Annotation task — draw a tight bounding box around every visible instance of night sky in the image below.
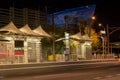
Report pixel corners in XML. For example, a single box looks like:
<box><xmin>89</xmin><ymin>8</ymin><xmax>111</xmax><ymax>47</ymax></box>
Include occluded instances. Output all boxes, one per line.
<box><xmin>0</xmin><ymin>0</ymin><xmax>120</xmax><ymax>27</ymax></box>
<box><xmin>0</xmin><ymin>0</ymin><xmax>119</xmax><ymax>42</ymax></box>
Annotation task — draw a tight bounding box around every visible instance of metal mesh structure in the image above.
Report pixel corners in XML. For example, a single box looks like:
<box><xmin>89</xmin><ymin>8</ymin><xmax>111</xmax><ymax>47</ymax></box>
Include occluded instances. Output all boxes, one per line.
<box><xmin>0</xmin><ymin>7</ymin><xmax>46</xmax><ymax>29</ymax></box>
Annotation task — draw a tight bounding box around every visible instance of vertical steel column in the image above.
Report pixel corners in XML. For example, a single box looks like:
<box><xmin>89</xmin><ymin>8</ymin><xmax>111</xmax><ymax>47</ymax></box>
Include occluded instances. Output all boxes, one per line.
<box><xmin>52</xmin><ymin>14</ymin><xmax>56</xmax><ymax>61</ymax></box>
<box><xmin>23</xmin><ymin>8</ymin><xmax>28</xmax><ymax>24</ymax></box>
<box><xmin>64</xmin><ymin>16</ymin><xmax>70</xmax><ymax>61</ymax></box>
<box><xmin>9</xmin><ymin>7</ymin><xmax>14</xmax><ymax>22</ymax></box>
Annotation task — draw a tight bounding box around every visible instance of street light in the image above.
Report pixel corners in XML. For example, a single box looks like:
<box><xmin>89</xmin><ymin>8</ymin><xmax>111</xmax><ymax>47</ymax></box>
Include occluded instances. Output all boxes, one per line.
<box><xmin>91</xmin><ymin>16</ymin><xmax>96</xmax><ymax>20</ymax></box>
<box><xmin>88</xmin><ymin>16</ymin><xmax>96</xmax><ymax>37</ymax></box>
<box><xmin>98</xmin><ymin>23</ymin><xmax>102</xmax><ymax>27</ymax></box>
<box><xmin>99</xmin><ymin>23</ymin><xmax>106</xmax><ymax>58</ymax></box>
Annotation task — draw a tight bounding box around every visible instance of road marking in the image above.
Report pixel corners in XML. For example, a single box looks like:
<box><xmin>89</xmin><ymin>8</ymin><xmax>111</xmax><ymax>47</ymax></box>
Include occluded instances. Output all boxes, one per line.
<box><xmin>93</xmin><ymin>77</ymin><xmax>102</xmax><ymax>79</ymax></box>
<box><xmin>0</xmin><ymin>76</ymin><xmax>5</xmax><ymax>78</ymax></box>
<box><xmin>105</xmin><ymin>75</ymin><xmax>113</xmax><ymax>78</ymax></box>
<box><xmin>116</xmin><ymin>74</ymin><xmax>120</xmax><ymax>76</ymax></box>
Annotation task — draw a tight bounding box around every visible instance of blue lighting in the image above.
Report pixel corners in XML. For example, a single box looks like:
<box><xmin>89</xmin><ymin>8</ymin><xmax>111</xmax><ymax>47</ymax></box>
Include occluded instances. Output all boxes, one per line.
<box><xmin>48</xmin><ymin>4</ymin><xmax>96</xmax><ymax>25</ymax></box>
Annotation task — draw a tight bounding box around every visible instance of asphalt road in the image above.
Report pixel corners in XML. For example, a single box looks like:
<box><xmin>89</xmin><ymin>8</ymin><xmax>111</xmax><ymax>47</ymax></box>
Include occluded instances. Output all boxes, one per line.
<box><xmin>0</xmin><ymin>61</ymin><xmax>120</xmax><ymax>80</ymax></box>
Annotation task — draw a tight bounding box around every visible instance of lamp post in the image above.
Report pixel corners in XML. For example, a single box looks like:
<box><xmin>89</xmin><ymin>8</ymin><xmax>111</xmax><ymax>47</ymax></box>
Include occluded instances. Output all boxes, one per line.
<box><xmin>101</xmin><ymin>36</ymin><xmax>105</xmax><ymax>58</ymax></box>
<box><xmin>87</xmin><ymin>16</ymin><xmax>95</xmax><ymax>37</ymax></box>
<box><xmin>99</xmin><ymin>23</ymin><xmax>106</xmax><ymax>58</ymax></box>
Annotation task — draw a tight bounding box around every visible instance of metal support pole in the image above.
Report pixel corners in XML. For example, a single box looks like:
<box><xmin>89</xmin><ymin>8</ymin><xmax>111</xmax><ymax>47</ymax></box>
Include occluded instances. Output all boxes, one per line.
<box><xmin>106</xmin><ymin>24</ymin><xmax>110</xmax><ymax>54</ymax></box>
<box><xmin>10</xmin><ymin>7</ymin><xmax>15</xmax><ymax>22</ymax></box>
<box><xmin>64</xmin><ymin>16</ymin><xmax>70</xmax><ymax>61</ymax></box>
<box><xmin>65</xmin><ymin>32</ymin><xmax>70</xmax><ymax>61</ymax></box>
<box><xmin>52</xmin><ymin>14</ymin><xmax>56</xmax><ymax>61</ymax></box>
<box><xmin>101</xmin><ymin>36</ymin><xmax>104</xmax><ymax>58</ymax></box>
<box><xmin>23</xmin><ymin>8</ymin><xmax>28</xmax><ymax>24</ymax></box>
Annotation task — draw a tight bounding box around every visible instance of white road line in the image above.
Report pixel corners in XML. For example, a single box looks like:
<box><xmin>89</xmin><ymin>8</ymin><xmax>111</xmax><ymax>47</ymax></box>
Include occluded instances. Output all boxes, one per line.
<box><xmin>0</xmin><ymin>76</ymin><xmax>5</xmax><ymax>78</ymax></box>
<box><xmin>105</xmin><ymin>75</ymin><xmax>113</xmax><ymax>78</ymax></box>
<box><xmin>116</xmin><ymin>74</ymin><xmax>120</xmax><ymax>76</ymax></box>
<box><xmin>93</xmin><ymin>77</ymin><xmax>102</xmax><ymax>79</ymax></box>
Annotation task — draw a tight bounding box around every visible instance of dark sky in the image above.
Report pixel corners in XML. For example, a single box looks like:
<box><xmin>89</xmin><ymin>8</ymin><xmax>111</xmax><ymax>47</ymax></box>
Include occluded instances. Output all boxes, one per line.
<box><xmin>0</xmin><ymin>0</ymin><xmax>120</xmax><ymax>27</ymax></box>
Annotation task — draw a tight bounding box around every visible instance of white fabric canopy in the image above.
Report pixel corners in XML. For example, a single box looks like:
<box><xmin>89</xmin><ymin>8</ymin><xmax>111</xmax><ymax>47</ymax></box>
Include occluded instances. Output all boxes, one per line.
<box><xmin>19</xmin><ymin>24</ymin><xmax>38</xmax><ymax>36</ymax></box>
<box><xmin>70</xmin><ymin>32</ymin><xmax>90</xmax><ymax>40</ymax></box>
<box><xmin>0</xmin><ymin>21</ymin><xmax>23</xmax><ymax>34</ymax></box>
<box><xmin>33</xmin><ymin>26</ymin><xmax>51</xmax><ymax>37</ymax></box>
<box><xmin>82</xmin><ymin>34</ymin><xmax>90</xmax><ymax>40</ymax></box>
<box><xmin>70</xmin><ymin>32</ymin><xmax>82</xmax><ymax>40</ymax></box>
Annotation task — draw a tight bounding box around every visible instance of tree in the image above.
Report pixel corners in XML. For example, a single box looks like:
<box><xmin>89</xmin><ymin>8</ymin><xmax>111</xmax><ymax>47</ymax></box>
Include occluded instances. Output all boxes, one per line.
<box><xmin>41</xmin><ymin>25</ymin><xmax>65</xmax><ymax>57</ymax></box>
<box><xmin>84</xmin><ymin>27</ymin><xmax>102</xmax><ymax>54</ymax></box>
